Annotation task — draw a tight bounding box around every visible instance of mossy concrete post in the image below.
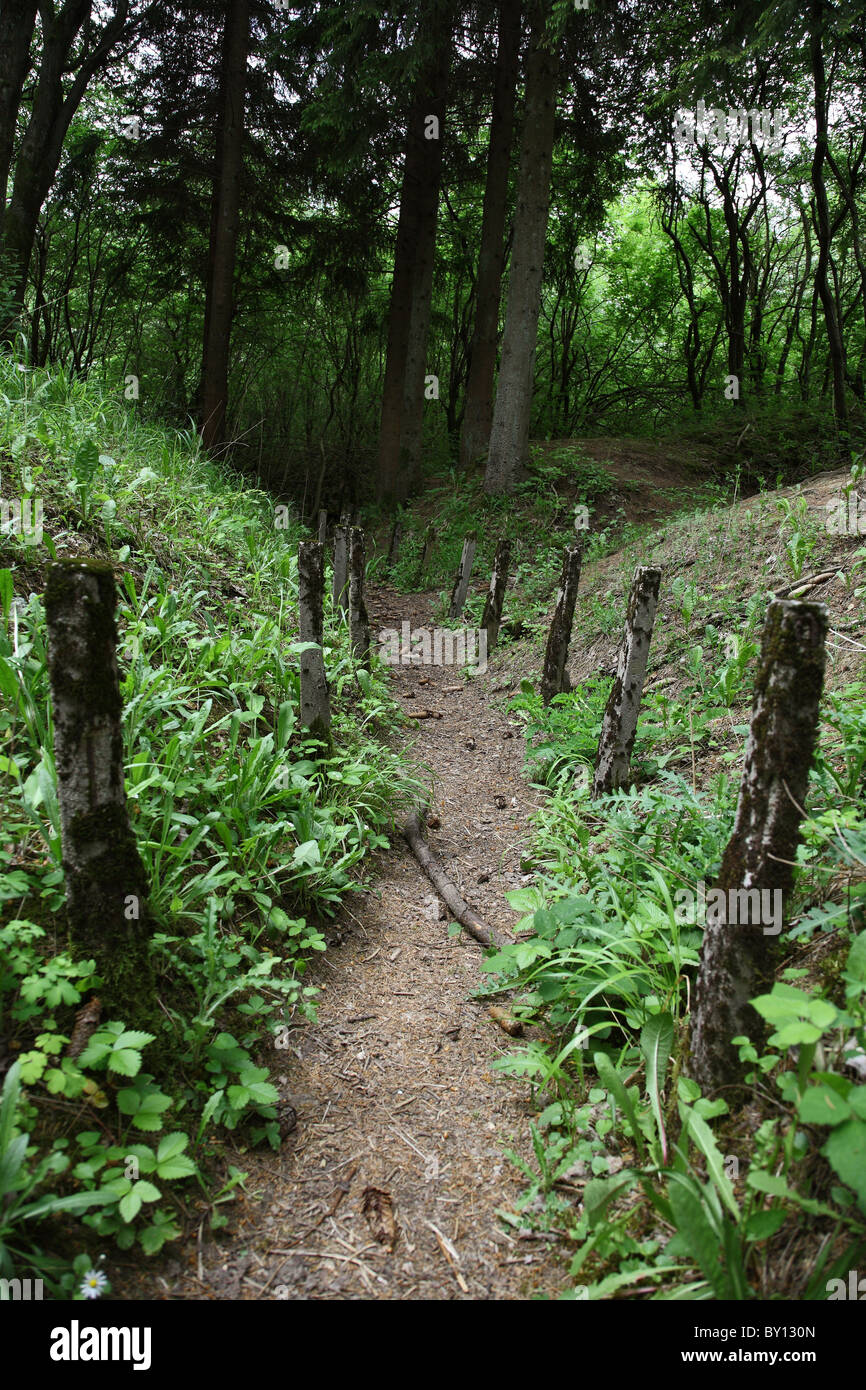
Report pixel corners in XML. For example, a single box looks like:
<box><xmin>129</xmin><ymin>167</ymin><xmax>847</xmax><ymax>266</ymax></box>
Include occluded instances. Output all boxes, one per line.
<box><xmin>592</xmin><ymin>565</ymin><xmax>661</xmax><ymax>796</ymax></box>
<box><xmin>348</xmin><ymin>527</ymin><xmax>370</xmax><ymax>669</ymax></box>
<box><xmin>541</xmin><ymin>541</ymin><xmax>583</xmax><ymax>705</ymax></box>
<box><xmin>298</xmin><ymin>540</ymin><xmax>332</xmax><ymax>740</ymax></box>
<box><xmin>449</xmin><ymin>532</ymin><xmax>477</xmax><ymax>619</ymax></box>
<box><xmin>482</xmin><ymin>537</ymin><xmax>511</xmax><ymax>651</ymax></box>
<box><xmin>332</xmin><ymin>523</ymin><xmax>349</xmax><ymax>619</ymax></box>
<box><xmin>44</xmin><ymin>559</ymin><xmax>154</xmax><ymax>1013</ymax></box>
<box><xmin>690</xmin><ymin>600</ymin><xmax>828</xmax><ymax>1096</ymax></box>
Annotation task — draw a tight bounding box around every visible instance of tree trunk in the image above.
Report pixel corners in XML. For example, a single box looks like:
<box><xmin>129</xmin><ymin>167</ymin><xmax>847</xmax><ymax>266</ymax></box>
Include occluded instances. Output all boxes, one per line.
<box><xmin>448</xmin><ymin>532</ymin><xmax>477</xmax><ymax>619</ymax></box>
<box><xmin>484</xmin><ymin>0</ymin><xmax>559</xmax><ymax>495</ymax></box>
<box><xmin>0</xmin><ymin>0</ymin><xmax>38</xmax><ymax>244</ymax></box>
<box><xmin>592</xmin><ymin>566</ymin><xmax>661</xmax><ymax>796</ymax></box>
<box><xmin>348</xmin><ymin>527</ymin><xmax>370</xmax><ymax>669</ymax></box>
<box><xmin>44</xmin><ymin>560</ymin><xmax>154</xmax><ymax>1016</ymax></box>
<box><xmin>541</xmin><ymin>541</ymin><xmax>582</xmax><ymax>705</ymax></box>
<box><xmin>298</xmin><ymin>541</ymin><xmax>331</xmax><ymax>740</ymax></box>
<box><xmin>459</xmin><ymin>0</ymin><xmax>522</xmax><ymax>471</ymax></box>
<box><xmin>199</xmin><ymin>0</ymin><xmax>250</xmax><ymax>452</ymax></box>
<box><xmin>481</xmin><ymin>537</ymin><xmax>511</xmax><ymax>650</ymax></box>
<box><xmin>387</xmin><ymin>508</ymin><xmax>405</xmax><ymax>573</ymax></box>
<box><xmin>332</xmin><ymin>522</ymin><xmax>349</xmax><ymax>617</ymax></box>
<box><xmin>415</xmin><ymin>523</ymin><xmax>436</xmax><ymax>587</ymax></box>
<box><xmin>376</xmin><ymin>1</ymin><xmax>453</xmax><ymax>504</ymax></box>
<box><xmin>398</xmin><ymin>55</ymin><xmax>450</xmax><ymax>495</ymax></box>
<box><xmin>808</xmin><ymin>0</ymin><xmax>848</xmax><ymax>435</ymax></box>
<box><xmin>1</xmin><ymin>0</ymin><xmax>130</xmax><ymax>339</ymax></box>
<box><xmin>690</xmin><ymin>600</ymin><xmax>829</xmax><ymax>1096</ymax></box>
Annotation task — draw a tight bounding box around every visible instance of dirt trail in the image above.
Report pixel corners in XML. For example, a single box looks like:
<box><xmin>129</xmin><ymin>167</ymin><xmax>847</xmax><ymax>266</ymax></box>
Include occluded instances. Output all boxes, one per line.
<box><xmin>131</xmin><ymin>588</ymin><xmax>565</xmax><ymax>1301</ymax></box>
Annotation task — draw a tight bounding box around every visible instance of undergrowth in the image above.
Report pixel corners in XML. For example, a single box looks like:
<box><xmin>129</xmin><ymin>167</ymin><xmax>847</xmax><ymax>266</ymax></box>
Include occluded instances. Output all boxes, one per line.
<box><xmin>0</xmin><ymin>355</ymin><xmax>419</xmax><ymax>1291</ymax></box>
<box><xmin>483</xmin><ymin>479</ymin><xmax>866</xmax><ymax>1301</ymax></box>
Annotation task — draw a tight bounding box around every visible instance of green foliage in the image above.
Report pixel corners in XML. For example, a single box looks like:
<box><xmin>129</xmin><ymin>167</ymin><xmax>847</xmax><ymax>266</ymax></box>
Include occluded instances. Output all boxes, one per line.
<box><xmin>0</xmin><ymin>357</ymin><xmax>419</xmax><ymax>1277</ymax></box>
<box><xmin>0</xmin><ymin>1061</ymin><xmax>114</xmax><ymax>1285</ymax></box>
<box><xmin>492</xmin><ymin>612</ymin><xmax>866</xmax><ymax>1298</ymax></box>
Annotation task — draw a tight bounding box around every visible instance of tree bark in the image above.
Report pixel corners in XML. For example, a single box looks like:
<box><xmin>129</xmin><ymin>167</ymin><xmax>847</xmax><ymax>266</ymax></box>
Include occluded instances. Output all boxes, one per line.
<box><xmin>459</xmin><ymin>0</ymin><xmax>522</xmax><ymax>471</ymax></box>
<box><xmin>398</xmin><ymin>51</ymin><xmax>450</xmax><ymax>496</ymax></box>
<box><xmin>199</xmin><ymin>0</ymin><xmax>250</xmax><ymax>451</ymax></box>
<box><xmin>415</xmin><ymin>523</ymin><xmax>436</xmax><ymax>587</ymax></box>
<box><xmin>481</xmin><ymin>536</ymin><xmax>511</xmax><ymax>650</ymax></box>
<box><xmin>541</xmin><ymin>541</ymin><xmax>582</xmax><ymax>705</ymax></box>
<box><xmin>690</xmin><ymin>600</ymin><xmax>829</xmax><ymax>1096</ymax></box>
<box><xmin>332</xmin><ymin>522</ymin><xmax>349</xmax><ymax>617</ymax></box>
<box><xmin>808</xmin><ymin>0</ymin><xmax>848</xmax><ymax>435</ymax></box>
<box><xmin>484</xmin><ymin>0</ymin><xmax>559</xmax><ymax>495</ymax></box>
<box><xmin>0</xmin><ymin>0</ymin><xmax>38</xmax><ymax>245</ymax></box>
<box><xmin>592</xmin><ymin>566</ymin><xmax>661</xmax><ymax>795</ymax></box>
<box><xmin>298</xmin><ymin>540</ymin><xmax>331</xmax><ymax>740</ymax></box>
<box><xmin>387</xmin><ymin>508</ymin><xmax>405</xmax><ymax>573</ymax></box>
<box><xmin>44</xmin><ymin>560</ymin><xmax>154</xmax><ymax>1015</ymax></box>
<box><xmin>403</xmin><ymin>811</ymin><xmax>502</xmax><ymax>949</ymax></box>
<box><xmin>376</xmin><ymin>1</ymin><xmax>453</xmax><ymax>504</ymax></box>
<box><xmin>1</xmin><ymin>0</ymin><xmax>130</xmax><ymax>339</ymax></box>
<box><xmin>348</xmin><ymin>527</ymin><xmax>370</xmax><ymax>668</ymax></box>
<box><xmin>448</xmin><ymin>532</ymin><xmax>477</xmax><ymax>619</ymax></box>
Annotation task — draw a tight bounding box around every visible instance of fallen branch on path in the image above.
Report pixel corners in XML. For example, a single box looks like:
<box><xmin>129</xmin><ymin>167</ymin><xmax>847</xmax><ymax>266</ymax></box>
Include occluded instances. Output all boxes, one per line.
<box><xmin>402</xmin><ymin>812</ymin><xmax>502</xmax><ymax>949</ymax></box>
<box><xmin>773</xmin><ymin>569</ymin><xmax>839</xmax><ymax>598</ymax></box>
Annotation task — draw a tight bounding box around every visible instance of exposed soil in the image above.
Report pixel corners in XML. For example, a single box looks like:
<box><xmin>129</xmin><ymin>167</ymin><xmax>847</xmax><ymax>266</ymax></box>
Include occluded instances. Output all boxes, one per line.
<box><xmin>115</xmin><ymin>588</ymin><xmax>569</xmax><ymax>1301</ymax></box>
<box><xmin>110</xmin><ymin>461</ymin><xmax>863</xmax><ymax>1302</ymax></box>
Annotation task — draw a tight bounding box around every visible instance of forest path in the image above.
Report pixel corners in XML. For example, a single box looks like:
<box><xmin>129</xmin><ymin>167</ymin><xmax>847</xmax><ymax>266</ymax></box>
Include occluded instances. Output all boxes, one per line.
<box><xmin>136</xmin><ymin>587</ymin><xmax>565</xmax><ymax>1301</ymax></box>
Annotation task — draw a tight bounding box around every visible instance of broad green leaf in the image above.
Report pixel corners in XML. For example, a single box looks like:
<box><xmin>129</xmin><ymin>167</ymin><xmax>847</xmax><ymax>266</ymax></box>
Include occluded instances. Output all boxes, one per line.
<box><xmin>823</xmin><ymin>1119</ymin><xmax>866</xmax><ymax>1208</ymax></box>
<box><xmin>593</xmin><ymin>1052</ymin><xmax>645</xmax><ymax>1159</ymax></box>
<box><xmin>798</xmin><ymin>1085</ymin><xmax>851</xmax><ymax>1127</ymax></box>
<box><xmin>667</xmin><ymin>1175</ymin><xmax>728</xmax><ymax>1298</ymax></box>
<box><xmin>682</xmin><ymin>1108</ymin><xmax>740</xmax><ymax>1220</ymax></box>
<box><xmin>640</xmin><ymin>1012</ymin><xmax>674</xmax><ymax>1154</ymax></box>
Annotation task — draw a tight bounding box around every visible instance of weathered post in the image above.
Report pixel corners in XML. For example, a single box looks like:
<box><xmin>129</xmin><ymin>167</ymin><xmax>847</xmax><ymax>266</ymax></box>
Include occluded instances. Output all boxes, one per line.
<box><xmin>349</xmin><ymin>527</ymin><xmax>370</xmax><ymax>669</ymax></box>
<box><xmin>44</xmin><ymin>560</ymin><xmax>154</xmax><ymax>1015</ymax></box>
<box><xmin>332</xmin><ymin>522</ymin><xmax>349</xmax><ymax>618</ymax></box>
<box><xmin>592</xmin><ymin>566</ymin><xmax>661</xmax><ymax>796</ymax></box>
<box><xmin>690</xmin><ymin>600</ymin><xmax>829</xmax><ymax>1095</ymax></box>
<box><xmin>298</xmin><ymin>540</ymin><xmax>332</xmax><ymax>740</ymax></box>
<box><xmin>387</xmin><ymin>509</ymin><xmax>404</xmax><ymax>574</ymax></box>
<box><xmin>481</xmin><ymin>537</ymin><xmax>511</xmax><ymax>650</ymax></box>
<box><xmin>541</xmin><ymin>541</ymin><xmax>583</xmax><ymax>705</ymax></box>
<box><xmin>449</xmin><ymin>532</ymin><xmax>477</xmax><ymax>619</ymax></box>
<box><xmin>317</xmin><ymin>508</ymin><xmax>328</xmax><ymax>545</ymax></box>
<box><xmin>415</xmin><ymin>524</ymin><xmax>436</xmax><ymax>587</ymax></box>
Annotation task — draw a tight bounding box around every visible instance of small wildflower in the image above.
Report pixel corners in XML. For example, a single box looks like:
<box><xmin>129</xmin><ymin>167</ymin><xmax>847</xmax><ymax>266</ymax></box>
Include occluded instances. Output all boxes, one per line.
<box><xmin>80</xmin><ymin>1269</ymin><xmax>108</xmax><ymax>1299</ymax></box>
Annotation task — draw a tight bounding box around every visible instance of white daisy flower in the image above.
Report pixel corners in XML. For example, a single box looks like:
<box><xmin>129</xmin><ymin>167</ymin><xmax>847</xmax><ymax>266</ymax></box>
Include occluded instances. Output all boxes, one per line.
<box><xmin>80</xmin><ymin>1269</ymin><xmax>108</xmax><ymax>1299</ymax></box>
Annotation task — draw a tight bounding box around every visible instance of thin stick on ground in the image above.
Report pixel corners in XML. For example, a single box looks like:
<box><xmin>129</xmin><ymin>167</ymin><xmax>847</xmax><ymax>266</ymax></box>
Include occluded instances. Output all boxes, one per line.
<box><xmin>402</xmin><ymin>812</ymin><xmax>503</xmax><ymax>949</ymax></box>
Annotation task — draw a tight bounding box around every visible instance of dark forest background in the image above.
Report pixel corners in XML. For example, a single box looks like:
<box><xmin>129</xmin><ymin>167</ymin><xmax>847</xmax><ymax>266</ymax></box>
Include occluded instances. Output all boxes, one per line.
<box><xmin>1</xmin><ymin>0</ymin><xmax>864</xmax><ymax>507</ymax></box>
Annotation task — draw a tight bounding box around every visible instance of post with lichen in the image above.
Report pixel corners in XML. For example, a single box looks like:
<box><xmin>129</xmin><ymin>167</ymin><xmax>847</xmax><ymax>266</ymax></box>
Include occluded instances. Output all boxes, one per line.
<box><xmin>482</xmin><ymin>537</ymin><xmax>511</xmax><ymax>651</ymax></box>
<box><xmin>348</xmin><ymin>527</ymin><xmax>370</xmax><ymax>669</ymax></box>
<box><xmin>541</xmin><ymin>541</ymin><xmax>583</xmax><ymax>705</ymax></box>
<box><xmin>415</xmin><ymin>523</ymin><xmax>436</xmax><ymax>587</ymax></box>
<box><xmin>449</xmin><ymin>532</ymin><xmax>477</xmax><ymax>619</ymax></box>
<box><xmin>44</xmin><ymin>560</ymin><xmax>154</xmax><ymax>1017</ymax></box>
<box><xmin>298</xmin><ymin>540</ymin><xmax>332</xmax><ymax>740</ymax></box>
<box><xmin>592</xmin><ymin>565</ymin><xmax>661</xmax><ymax>796</ymax></box>
<box><xmin>332</xmin><ymin>523</ymin><xmax>349</xmax><ymax>619</ymax></box>
<box><xmin>690</xmin><ymin>600</ymin><xmax>829</xmax><ymax>1096</ymax></box>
